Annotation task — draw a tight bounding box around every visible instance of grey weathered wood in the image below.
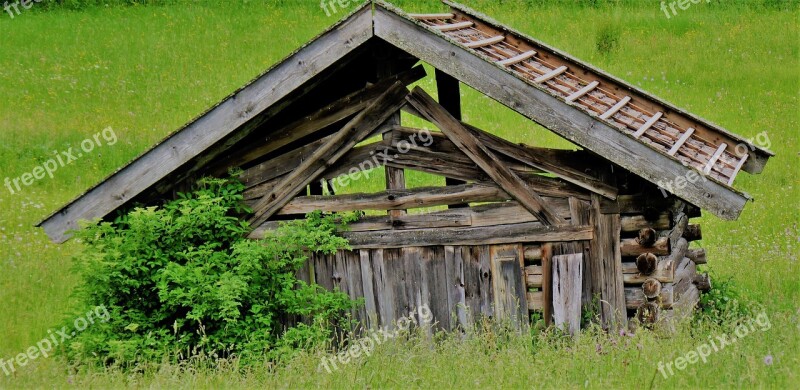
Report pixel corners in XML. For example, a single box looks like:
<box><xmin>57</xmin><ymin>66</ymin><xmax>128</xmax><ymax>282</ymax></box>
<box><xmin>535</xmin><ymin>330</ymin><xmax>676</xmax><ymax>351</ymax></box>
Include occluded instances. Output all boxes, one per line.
<box><xmin>625</xmin><ymin>284</ymin><xmax>674</xmax><ymax>309</ymax></box>
<box><xmin>371</xmin><ymin>249</ymin><xmax>395</xmax><ymax>327</ymax></box>
<box><xmin>407</xmin><ymin>87</ymin><xmax>566</xmax><ymax>225</ymax></box>
<box><xmin>422</xmin><ymin>246</ymin><xmax>450</xmax><ymax>331</ymax></box>
<box><xmin>359</xmin><ymin>250</ymin><xmax>378</xmax><ymax>329</ymax></box>
<box><xmin>551</xmin><ymin>253</ymin><xmax>583</xmax><ymax>335</ymax></box>
<box><xmin>377</xmin><ymin>55</ymin><xmax>408</xmax><ymax>218</ymax></box>
<box><xmin>620</xmin><ymin>213</ymin><xmax>672</xmax><ymax>232</ymax></box>
<box><xmin>374</xmin><ymin>5</ymin><xmax>752</xmax><ymax>220</ymax></box>
<box><xmin>622</xmin><ymin>257</ymin><xmax>675</xmax><ymax>284</ymax></box>
<box><xmin>445</xmin><ymin>246</ymin><xmax>468</xmax><ymax>329</ymax></box>
<box><xmin>248</xmin><ymin>82</ymin><xmax>410</xmax><ymax>227</ymax></box>
<box><xmin>490</xmin><ymin>244</ymin><xmax>527</xmax><ymax>328</ymax></box>
<box><xmin>686</xmin><ymin>248</ymin><xmax>707</xmax><ymax>265</ymax></box>
<box><xmin>540</xmin><ymin>243</ymin><xmax>553</xmax><ymax>325</ymax></box>
<box><xmin>589</xmin><ymin>192</ymin><xmax>627</xmax><ymax>330</ymax></box>
<box><xmin>277</xmin><ymin>183</ymin><xmax>509</xmax><ymax>215</ymax></box>
<box><xmin>620</xmin><ymin>237</ymin><xmax>670</xmax><ymax>257</ymax></box>
<box><xmin>436</xmin><ymin>69</ymin><xmax>470</xmax><ymax>209</ymax></box>
<box><xmin>39</xmin><ymin>5</ymin><xmax>375</xmax><ymax>243</ymax></box>
<box><xmin>340</xmin><ymin>222</ymin><xmax>593</xmax><ymax>249</ymax></box>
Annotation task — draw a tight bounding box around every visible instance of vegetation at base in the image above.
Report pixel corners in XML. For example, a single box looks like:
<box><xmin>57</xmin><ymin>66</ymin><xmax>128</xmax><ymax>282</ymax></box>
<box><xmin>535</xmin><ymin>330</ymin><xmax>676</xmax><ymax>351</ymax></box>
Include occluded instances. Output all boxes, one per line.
<box><xmin>63</xmin><ymin>177</ymin><xmax>359</xmax><ymax>367</ymax></box>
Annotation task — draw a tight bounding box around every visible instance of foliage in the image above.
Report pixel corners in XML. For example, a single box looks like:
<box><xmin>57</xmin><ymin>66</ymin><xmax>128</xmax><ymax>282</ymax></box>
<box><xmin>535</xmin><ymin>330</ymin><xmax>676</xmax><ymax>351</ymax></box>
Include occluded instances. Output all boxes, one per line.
<box><xmin>693</xmin><ymin>270</ymin><xmax>755</xmax><ymax>329</ymax></box>
<box><xmin>62</xmin><ymin>177</ymin><xmax>359</xmax><ymax>367</ymax></box>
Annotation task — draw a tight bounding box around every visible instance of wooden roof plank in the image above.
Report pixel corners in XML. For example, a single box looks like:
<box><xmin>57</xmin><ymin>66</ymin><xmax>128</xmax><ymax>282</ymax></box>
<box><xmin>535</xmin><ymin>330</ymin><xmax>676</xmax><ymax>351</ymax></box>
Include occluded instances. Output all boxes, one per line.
<box><xmin>374</xmin><ymin>4</ymin><xmax>748</xmax><ymax>219</ymax></box>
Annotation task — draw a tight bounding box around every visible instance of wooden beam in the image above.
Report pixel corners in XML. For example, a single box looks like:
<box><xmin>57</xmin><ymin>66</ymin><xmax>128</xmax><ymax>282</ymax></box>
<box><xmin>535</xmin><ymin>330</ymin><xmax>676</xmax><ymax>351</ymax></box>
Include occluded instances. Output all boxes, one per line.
<box><xmin>38</xmin><ymin>5</ymin><xmax>375</xmax><ymax>243</ymax></box>
<box><xmin>334</xmin><ymin>223</ymin><xmax>593</xmax><ymax>249</ymax></box>
<box><xmin>435</xmin><ymin>69</ymin><xmax>469</xmax><ymax>208</ymax></box>
<box><xmin>534</xmin><ymin>65</ymin><xmax>567</xmax><ymax>83</ymax></box>
<box><xmin>274</xmin><ymin>183</ymin><xmax>510</xmax><ymax>215</ymax></box>
<box><xmin>406</xmin><ymin>87</ymin><xmax>566</xmax><ymax>225</ymax></box>
<box><xmin>248</xmin><ymin>81</ymin><xmax>410</xmax><ymax>227</ymax></box>
<box><xmin>589</xmin><ymin>191</ymin><xmax>627</xmax><ymax>330</ymax></box>
<box><xmin>374</xmin><ymin>7</ymin><xmax>749</xmax><ymax>219</ymax></box>
<box><xmin>225</xmin><ymin>66</ymin><xmax>426</xmax><ymax>171</ymax></box>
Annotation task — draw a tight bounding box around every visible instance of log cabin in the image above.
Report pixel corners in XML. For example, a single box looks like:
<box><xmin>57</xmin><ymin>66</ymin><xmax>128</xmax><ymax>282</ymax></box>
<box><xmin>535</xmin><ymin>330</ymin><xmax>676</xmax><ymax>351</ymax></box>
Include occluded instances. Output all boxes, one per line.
<box><xmin>37</xmin><ymin>1</ymin><xmax>773</xmax><ymax>333</ymax></box>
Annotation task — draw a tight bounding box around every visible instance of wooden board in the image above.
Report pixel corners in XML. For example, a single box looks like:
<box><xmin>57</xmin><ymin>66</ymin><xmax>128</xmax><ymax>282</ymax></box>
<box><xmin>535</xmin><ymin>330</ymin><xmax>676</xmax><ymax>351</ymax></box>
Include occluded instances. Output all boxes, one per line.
<box><xmin>490</xmin><ymin>244</ymin><xmax>528</xmax><ymax>327</ymax></box>
<box><xmin>551</xmin><ymin>253</ymin><xmax>583</xmax><ymax>335</ymax></box>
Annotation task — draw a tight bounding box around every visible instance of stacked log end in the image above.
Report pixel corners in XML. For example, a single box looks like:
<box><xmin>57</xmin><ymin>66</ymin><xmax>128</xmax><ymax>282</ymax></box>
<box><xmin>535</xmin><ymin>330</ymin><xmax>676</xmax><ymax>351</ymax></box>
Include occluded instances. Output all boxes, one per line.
<box><xmin>621</xmin><ymin>199</ymin><xmax>712</xmax><ymax>329</ymax></box>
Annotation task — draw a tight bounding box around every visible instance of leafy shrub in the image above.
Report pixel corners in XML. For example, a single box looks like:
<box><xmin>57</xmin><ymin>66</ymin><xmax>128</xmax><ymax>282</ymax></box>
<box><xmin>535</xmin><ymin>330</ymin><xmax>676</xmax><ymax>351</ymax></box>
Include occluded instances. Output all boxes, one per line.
<box><xmin>694</xmin><ymin>271</ymin><xmax>754</xmax><ymax>329</ymax></box>
<box><xmin>63</xmin><ymin>177</ymin><xmax>359</xmax><ymax>367</ymax></box>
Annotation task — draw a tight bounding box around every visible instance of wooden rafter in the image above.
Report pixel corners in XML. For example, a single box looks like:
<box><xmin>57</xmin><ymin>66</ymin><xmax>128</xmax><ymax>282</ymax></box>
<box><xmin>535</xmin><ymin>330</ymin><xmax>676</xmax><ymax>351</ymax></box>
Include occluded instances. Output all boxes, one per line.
<box><xmin>406</xmin><ymin>87</ymin><xmax>566</xmax><ymax>226</ymax></box>
<box><xmin>247</xmin><ymin>81</ymin><xmax>413</xmax><ymax>227</ymax></box>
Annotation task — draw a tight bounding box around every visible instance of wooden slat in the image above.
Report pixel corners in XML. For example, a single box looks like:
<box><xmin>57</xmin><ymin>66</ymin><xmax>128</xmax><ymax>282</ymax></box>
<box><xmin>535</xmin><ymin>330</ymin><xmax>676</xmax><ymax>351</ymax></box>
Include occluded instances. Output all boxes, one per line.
<box><xmin>432</xmin><ymin>20</ymin><xmax>473</xmax><ymax>31</ymax></box>
<box><xmin>339</xmin><ymin>223</ymin><xmax>593</xmax><ymax>249</ymax></box>
<box><xmin>668</xmin><ymin>127</ymin><xmax>695</xmax><ymax>156</ymax></box>
<box><xmin>621</xmin><ymin>259</ymin><xmax>675</xmax><ymax>284</ymax></box>
<box><xmin>728</xmin><ymin>153</ymin><xmax>749</xmax><ymax>186</ymax></box>
<box><xmin>407</xmin><ymin>87</ymin><xmax>566</xmax><ymax>226</ymax></box>
<box><xmin>633</xmin><ymin>112</ymin><xmax>663</xmax><ymax>138</ymax></box>
<box><xmin>498</xmin><ymin>50</ymin><xmax>536</xmax><ymax>66</ymax></box>
<box><xmin>565</xmin><ymin>81</ymin><xmax>599</xmax><ymax>103</ymax></box>
<box><xmin>248</xmin><ymin>82</ymin><xmax>410</xmax><ymax>227</ymax></box>
<box><xmin>599</xmin><ymin>96</ymin><xmax>631</xmax><ymax>120</ymax></box>
<box><xmin>409</xmin><ymin>13</ymin><xmax>455</xmax><ymax>20</ymax></box>
<box><xmin>703</xmin><ymin>143</ymin><xmax>728</xmax><ymax>174</ymax></box>
<box><xmin>276</xmin><ymin>183</ymin><xmax>509</xmax><ymax>215</ymax></box>
<box><xmin>589</xmin><ymin>190</ymin><xmax>627</xmax><ymax>330</ymax></box>
<box><xmin>534</xmin><ymin>65</ymin><xmax>567</xmax><ymax>83</ymax></box>
<box><xmin>465</xmin><ymin>35</ymin><xmax>504</xmax><ymax>49</ymax></box>
<box><xmin>490</xmin><ymin>244</ymin><xmax>528</xmax><ymax>327</ymax></box>
<box><xmin>552</xmin><ymin>253</ymin><xmax>583</xmax><ymax>335</ymax></box>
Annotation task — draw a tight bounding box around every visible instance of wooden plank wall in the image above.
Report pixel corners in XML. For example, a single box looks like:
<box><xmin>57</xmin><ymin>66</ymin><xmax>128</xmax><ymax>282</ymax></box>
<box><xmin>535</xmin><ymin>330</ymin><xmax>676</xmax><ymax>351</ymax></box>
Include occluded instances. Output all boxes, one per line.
<box><xmin>307</xmin><ymin>244</ymin><xmax>529</xmax><ymax>331</ymax></box>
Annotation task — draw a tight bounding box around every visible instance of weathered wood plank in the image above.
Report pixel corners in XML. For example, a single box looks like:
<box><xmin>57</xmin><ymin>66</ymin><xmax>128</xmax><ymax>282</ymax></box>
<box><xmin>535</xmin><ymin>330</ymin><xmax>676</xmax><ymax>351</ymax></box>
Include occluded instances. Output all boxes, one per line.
<box><xmin>371</xmin><ymin>249</ymin><xmax>395</xmax><ymax>327</ymax></box>
<box><xmin>490</xmin><ymin>244</ymin><xmax>527</xmax><ymax>327</ymax></box>
<box><xmin>620</xmin><ymin>213</ymin><xmax>672</xmax><ymax>232</ymax></box>
<box><xmin>359</xmin><ymin>250</ymin><xmax>377</xmax><ymax>329</ymax></box>
<box><xmin>445</xmin><ymin>246</ymin><xmax>468</xmax><ymax>329</ymax></box>
<box><xmin>278</xmin><ymin>183</ymin><xmax>509</xmax><ymax>215</ymax></box>
<box><xmin>552</xmin><ymin>253</ymin><xmax>583</xmax><ymax>335</ymax></box>
<box><xmin>248</xmin><ymin>82</ymin><xmax>411</xmax><ymax>227</ymax></box>
<box><xmin>621</xmin><ymin>258</ymin><xmax>675</xmax><ymax>284</ymax></box>
<box><xmin>340</xmin><ymin>223</ymin><xmax>593</xmax><ymax>249</ymax></box>
<box><xmin>406</xmin><ymin>87</ymin><xmax>566</xmax><ymax>225</ymax></box>
<box><xmin>540</xmin><ymin>243</ymin><xmax>553</xmax><ymax>325</ymax></box>
<box><xmin>589</xmin><ymin>192</ymin><xmax>627</xmax><ymax>330</ymax></box>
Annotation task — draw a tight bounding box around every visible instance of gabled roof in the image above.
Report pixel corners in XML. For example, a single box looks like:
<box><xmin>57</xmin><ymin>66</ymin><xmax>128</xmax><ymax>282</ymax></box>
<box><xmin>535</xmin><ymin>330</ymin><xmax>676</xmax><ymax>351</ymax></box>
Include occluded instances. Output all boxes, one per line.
<box><xmin>38</xmin><ymin>0</ymin><xmax>772</xmax><ymax>243</ymax></box>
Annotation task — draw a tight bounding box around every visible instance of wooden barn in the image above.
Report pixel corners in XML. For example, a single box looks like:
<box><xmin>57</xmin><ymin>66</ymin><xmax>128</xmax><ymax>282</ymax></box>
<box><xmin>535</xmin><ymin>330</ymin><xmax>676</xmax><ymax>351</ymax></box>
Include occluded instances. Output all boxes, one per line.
<box><xmin>38</xmin><ymin>1</ymin><xmax>773</xmax><ymax>333</ymax></box>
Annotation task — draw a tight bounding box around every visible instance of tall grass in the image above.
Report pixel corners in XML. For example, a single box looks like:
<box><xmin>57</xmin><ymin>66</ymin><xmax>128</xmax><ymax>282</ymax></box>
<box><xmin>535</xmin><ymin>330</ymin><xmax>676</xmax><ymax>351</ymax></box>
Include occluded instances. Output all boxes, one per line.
<box><xmin>0</xmin><ymin>0</ymin><xmax>797</xmax><ymax>388</ymax></box>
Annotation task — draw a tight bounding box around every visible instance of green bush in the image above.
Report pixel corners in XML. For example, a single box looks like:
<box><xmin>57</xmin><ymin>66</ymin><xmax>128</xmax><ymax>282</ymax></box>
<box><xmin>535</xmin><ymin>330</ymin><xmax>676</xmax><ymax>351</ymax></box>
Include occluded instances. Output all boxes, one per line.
<box><xmin>63</xmin><ymin>177</ymin><xmax>359</xmax><ymax>367</ymax></box>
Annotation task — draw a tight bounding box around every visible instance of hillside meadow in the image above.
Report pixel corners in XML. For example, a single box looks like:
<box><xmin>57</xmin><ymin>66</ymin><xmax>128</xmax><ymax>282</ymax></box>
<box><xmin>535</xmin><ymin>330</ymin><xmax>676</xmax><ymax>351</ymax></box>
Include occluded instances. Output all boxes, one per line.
<box><xmin>0</xmin><ymin>0</ymin><xmax>797</xmax><ymax>388</ymax></box>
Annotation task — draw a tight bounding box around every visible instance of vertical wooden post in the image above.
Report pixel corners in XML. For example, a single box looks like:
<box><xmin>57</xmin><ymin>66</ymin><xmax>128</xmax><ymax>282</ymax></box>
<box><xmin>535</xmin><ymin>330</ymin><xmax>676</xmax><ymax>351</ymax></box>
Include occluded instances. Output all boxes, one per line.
<box><xmin>541</xmin><ymin>243</ymin><xmax>553</xmax><ymax>326</ymax></box>
<box><xmin>435</xmin><ymin>69</ymin><xmax>469</xmax><ymax>209</ymax></box>
<box><xmin>378</xmin><ymin>52</ymin><xmax>406</xmax><ymax>217</ymax></box>
<box><xmin>589</xmin><ymin>192</ymin><xmax>627</xmax><ymax>331</ymax></box>
<box><xmin>552</xmin><ymin>253</ymin><xmax>583</xmax><ymax>336</ymax></box>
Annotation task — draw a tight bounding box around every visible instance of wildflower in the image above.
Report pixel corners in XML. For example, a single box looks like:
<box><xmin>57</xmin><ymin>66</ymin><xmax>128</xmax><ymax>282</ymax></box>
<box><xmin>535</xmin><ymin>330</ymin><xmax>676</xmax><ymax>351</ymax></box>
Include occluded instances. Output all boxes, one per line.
<box><xmin>764</xmin><ymin>355</ymin><xmax>773</xmax><ymax>366</ymax></box>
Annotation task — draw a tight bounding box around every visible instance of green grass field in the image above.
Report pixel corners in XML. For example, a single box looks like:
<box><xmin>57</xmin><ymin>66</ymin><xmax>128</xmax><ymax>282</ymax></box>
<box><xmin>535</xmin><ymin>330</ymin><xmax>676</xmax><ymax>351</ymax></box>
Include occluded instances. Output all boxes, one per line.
<box><xmin>0</xmin><ymin>0</ymin><xmax>798</xmax><ymax>388</ymax></box>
